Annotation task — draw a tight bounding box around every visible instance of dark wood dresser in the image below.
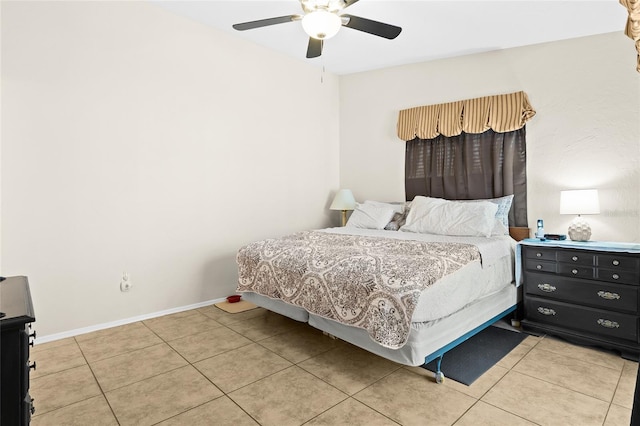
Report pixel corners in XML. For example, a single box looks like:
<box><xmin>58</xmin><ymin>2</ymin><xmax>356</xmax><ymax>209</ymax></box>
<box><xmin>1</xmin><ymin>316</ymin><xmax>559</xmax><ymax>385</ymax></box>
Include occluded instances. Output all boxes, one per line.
<box><xmin>519</xmin><ymin>239</ymin><xmax>640</xmax><ymax>360</ymax></box>
<box><xmin>0</xmin><ymin>276</ymin><xmax>36</xmax><ymax>425</ymax></box>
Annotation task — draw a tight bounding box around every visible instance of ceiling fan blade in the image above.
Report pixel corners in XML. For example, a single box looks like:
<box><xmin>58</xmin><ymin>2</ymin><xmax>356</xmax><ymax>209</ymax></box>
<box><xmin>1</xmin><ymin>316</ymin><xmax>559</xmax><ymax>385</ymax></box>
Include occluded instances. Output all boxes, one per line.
<box><xmin>232</xmin><ymin>15</ymin><xmax>299</xmax><ymax>31</ymax></box>
<box><xmin>342</xmin><ymin>14</ymin><xmax>402</xmax><ymax>39</ymax></box>
<box><xmin>306</xmin><ymin>38</ymin><xmax>323</xmax><ymax>58</ymax></box>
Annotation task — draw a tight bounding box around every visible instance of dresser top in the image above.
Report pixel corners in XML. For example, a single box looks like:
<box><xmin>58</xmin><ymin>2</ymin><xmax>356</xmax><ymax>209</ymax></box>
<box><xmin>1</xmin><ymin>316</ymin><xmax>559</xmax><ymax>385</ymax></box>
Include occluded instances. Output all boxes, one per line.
<box><xmin>0</xmin><ymin>276</ymin><xmax>35</xmax><ymax>327</ymax></box>
<box><xmin>520</xmin><ymin>238</ymin><xmax>640</xmax><ymax>253</ymax></box>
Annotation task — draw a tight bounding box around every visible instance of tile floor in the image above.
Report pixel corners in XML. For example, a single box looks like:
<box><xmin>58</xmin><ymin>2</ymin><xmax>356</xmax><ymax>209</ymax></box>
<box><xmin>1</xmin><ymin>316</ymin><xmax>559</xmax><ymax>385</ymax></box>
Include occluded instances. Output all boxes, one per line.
<box><xmin>29</xmin><ymin>305</ymin><xmax>637</xmax><ymax>425</ymax></box>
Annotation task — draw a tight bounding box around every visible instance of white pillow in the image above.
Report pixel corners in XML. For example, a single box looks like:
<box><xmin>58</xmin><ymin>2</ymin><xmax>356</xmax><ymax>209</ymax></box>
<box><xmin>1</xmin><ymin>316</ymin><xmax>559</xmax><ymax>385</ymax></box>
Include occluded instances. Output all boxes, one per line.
<box><xmin>363</xmin><ymin>200</ymin><xmax>405</xmax><ymax>214</ymax></box>
<box><xmin>346</xmin><ymin>203</ymin><xmax>396</xmax><ymax>230</ymax></box>
<box><xmin>400</xmin><ymin>196</ymin><xmax>498</xmax><ymax>237</ymax></box>
<box><xmin>456</xmin><ymin>194</ymin><xmax>513</xmax><ymax>234</ymax></box>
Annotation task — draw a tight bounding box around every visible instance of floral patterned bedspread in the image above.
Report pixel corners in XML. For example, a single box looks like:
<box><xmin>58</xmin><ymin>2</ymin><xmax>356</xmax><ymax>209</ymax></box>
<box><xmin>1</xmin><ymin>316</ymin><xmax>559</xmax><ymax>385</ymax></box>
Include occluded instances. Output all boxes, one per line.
<box><xmin>236</xmin><ymin>231</ymin><xmax>480</xmax><ymax>349</ymax></box>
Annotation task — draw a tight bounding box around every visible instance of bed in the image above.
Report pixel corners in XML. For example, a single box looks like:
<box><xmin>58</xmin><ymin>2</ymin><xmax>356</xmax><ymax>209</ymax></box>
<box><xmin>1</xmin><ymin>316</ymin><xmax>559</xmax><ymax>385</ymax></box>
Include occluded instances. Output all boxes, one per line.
<box><xmin>236</xmin><ymin>196</ymin><xmax>526</xmax><ymax>383</ymax></box>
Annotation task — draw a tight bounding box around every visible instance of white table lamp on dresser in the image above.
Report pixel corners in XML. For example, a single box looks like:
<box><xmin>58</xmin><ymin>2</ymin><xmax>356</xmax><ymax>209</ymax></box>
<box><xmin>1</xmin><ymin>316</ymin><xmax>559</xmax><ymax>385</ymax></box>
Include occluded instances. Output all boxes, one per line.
<box><xmin>330</xmin><ymin>189</ymin><xmax>356</xmax><ymax>226</ymax></box>
<box><xmin>560</xmin><ymin>189</ymin><xmax>600</xmax><ymax>241</ymax></box>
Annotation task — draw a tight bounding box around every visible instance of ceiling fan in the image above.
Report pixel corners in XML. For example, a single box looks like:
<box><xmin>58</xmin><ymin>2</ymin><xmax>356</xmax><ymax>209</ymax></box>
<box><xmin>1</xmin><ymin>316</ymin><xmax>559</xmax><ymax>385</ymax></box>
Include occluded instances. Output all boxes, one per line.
<box><xmin>232</xmin><ymin>0</ymin><xmax>402</xmax><ymax>59</ymax></box>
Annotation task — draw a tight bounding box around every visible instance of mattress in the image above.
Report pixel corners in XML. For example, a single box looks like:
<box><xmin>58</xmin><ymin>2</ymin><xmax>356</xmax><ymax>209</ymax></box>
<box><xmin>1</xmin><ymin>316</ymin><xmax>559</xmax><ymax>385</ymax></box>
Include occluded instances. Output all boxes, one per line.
<box><xmin>239</xmin><ymin>227</ymin><xmax>517</xmax><ymax>361</ymax></box>
<box><xmin>238</xmin><ymin>227</ymin><xmax>514</xmax><ymax>349</ymax></box>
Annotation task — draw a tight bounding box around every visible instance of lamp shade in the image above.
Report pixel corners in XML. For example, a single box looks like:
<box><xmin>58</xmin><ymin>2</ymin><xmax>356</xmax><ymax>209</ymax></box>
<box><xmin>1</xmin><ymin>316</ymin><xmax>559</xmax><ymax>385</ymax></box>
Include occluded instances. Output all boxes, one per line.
<box><xmin>560</xmin><ymin>189</ymin><xmax>600</xmax><ymax>215</ymax></box>
<box><xmin>301</xmin><ymin>10</ymin><xmax>342</xmax><ymax>40</ymax></box>
<box><xmin>330</xmin><ymin>189</ymin><xmax>356</xmax><ymax>211</ymax></box>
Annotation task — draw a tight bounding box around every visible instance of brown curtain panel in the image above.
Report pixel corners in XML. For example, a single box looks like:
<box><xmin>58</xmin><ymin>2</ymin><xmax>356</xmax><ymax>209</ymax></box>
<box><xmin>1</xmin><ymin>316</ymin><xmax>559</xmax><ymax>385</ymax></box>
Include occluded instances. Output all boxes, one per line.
<box><xmin>405</xmin><ymin>127</ymin><xmax>528</xmax><ymax>227</ymax></box>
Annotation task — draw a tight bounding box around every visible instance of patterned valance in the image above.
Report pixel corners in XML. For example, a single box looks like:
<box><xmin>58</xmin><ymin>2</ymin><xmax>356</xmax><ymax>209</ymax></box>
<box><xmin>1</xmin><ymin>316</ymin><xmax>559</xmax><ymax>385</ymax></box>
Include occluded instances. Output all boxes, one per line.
<box><xmin>396</xmin><ymin>91</ymin><xmax>536</xmax><ymax>141</ymax></box>
<box><xmin>620</xmin><ymin>0</ymin><xmax>640</xmax><ymax>73</ymax></box>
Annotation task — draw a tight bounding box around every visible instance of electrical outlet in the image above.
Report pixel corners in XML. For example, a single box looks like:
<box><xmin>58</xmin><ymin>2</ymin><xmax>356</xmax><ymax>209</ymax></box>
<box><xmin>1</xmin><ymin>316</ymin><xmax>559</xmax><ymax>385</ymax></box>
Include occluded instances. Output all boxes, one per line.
<box><xmin>120</xmin><ymin>273</ymin><xmax>132</xmax><ymax>292</ymax></box>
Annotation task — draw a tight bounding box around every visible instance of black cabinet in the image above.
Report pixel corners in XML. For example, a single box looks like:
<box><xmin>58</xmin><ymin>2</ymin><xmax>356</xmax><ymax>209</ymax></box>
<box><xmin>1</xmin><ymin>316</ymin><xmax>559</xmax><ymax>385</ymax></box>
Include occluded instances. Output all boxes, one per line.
<box><xmin>520</xmin><ymin>240</ymin><xmax>640</xmax><ymax>360</ymax></box>
<box><xmin>1</xmin><ymin>276</ymin><xmax>36</xmax><ymax>425</ymax></box>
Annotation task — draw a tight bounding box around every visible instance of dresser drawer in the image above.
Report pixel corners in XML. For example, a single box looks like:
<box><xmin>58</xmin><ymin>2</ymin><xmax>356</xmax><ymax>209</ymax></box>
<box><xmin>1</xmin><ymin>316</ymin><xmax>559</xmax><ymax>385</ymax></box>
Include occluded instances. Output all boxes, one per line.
<box><xmin>557</xmin><ymin>250</ymin><xmax>595</xmax><ymax>266</ymax></box>
<box><xmin>524</xmin><ymin>247</ymin><xmax>556</xmax><ymax>261</ymax></box>
<box><xmin>597</xmin><ymin>268</ymin><xmax>640</xmax><ymax>285</ymax></box>
<box><xmin>598</xmin><ymin>254</ymin><xmax>640</xmax><ymax>271</ymax></box>
<box><xmin>557</xmin><ymin>264</ymin><xmax>595</xmax><ymax>280</ymax></box>
<box><xmin>525</xmin><ymin>296</ymin><xmax>638</xmax><ymax>342</ymax></box>
<box><xmin>524</xmin><ymin>272</ymin><xmax>639</xmax><ymax>313</ymax></box>
<box><xmin>524</xmin><ymin>258</ymin><xmax>557</xmax><ymax>273</ymax></box>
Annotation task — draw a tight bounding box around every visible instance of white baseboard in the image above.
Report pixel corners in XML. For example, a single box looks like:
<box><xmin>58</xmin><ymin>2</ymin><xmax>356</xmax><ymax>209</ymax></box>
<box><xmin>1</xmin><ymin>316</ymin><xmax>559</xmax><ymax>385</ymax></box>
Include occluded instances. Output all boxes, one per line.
<box><xmin>35</xmin><ymin>297</ymin><xmax>227</xmax><ymax>345</ymax></box>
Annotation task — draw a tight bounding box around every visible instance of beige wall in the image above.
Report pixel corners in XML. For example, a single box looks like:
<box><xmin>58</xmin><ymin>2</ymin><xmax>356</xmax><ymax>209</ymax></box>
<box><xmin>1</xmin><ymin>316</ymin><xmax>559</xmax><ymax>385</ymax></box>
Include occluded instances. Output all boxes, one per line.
<box><xmin>339</xmin><ymin>32</ymin><xmax>640</xmax><ymax>242</ymax></box>
<box><xmin>1</xmin><ymin>1</ymin><xmax>340</xmax><ymax>337</ymax></box>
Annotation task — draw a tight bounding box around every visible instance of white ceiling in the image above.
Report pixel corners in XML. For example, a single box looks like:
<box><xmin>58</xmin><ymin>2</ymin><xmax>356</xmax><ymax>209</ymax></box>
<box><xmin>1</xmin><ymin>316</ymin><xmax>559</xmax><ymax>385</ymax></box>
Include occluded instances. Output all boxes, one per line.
<box><xmin>153</xmin><ymin>0</ymin><xmax>629</xmax><ymax>75</ymax></box>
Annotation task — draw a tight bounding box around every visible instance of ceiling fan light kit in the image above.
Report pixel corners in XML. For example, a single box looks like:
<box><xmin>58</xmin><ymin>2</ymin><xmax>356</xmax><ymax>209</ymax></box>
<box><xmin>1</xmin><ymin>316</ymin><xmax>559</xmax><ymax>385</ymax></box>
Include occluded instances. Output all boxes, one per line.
<box><xmin>302</xmin><ymin>10</ymin><xmax>342</xmax><ymax>40</ymax></box>
<box><xmin>232</xmin><ymin>0</ymin><xmax>402</xmax><ymax>59</ymax></box>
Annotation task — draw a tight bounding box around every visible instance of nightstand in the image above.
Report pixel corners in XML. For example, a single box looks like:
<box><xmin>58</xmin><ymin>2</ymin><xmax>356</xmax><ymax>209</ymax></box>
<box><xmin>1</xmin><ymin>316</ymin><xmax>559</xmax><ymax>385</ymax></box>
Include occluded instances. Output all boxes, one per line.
<box><xmin>518</xmin><ymin>238</ymin><xmax>640</xmax><ymax>360</ymax></box>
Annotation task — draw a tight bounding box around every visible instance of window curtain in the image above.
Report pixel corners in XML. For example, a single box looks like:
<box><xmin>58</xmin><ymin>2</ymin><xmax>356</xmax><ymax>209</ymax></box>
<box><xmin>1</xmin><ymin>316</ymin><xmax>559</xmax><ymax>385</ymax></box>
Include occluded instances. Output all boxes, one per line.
<box><xmin>405</xmin><ymin>128</ymin><xmax>528</xmax><ymax>227</ymax></box>
<box><xmin>397</xmin><ymin>91</ymin><xmax>536</xmax><ymax>141</ymax></box>
<box><xmin>620</xmin><ymin>0</ymin><xmax>640</xmax><ymax>73</ymax></box>
<box><xmin>398</xmin><ymin>91</ymin><xmax>535</xmax><ymax>227</ymax></box>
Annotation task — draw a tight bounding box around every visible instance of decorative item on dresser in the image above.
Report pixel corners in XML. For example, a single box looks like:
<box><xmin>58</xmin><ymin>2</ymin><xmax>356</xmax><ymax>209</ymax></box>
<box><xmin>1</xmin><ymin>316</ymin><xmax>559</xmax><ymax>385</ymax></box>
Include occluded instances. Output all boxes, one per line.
<box><xmin>559</xmin><ymin>189</ymin><xmax>600</xmax><ymax>241</ymax></box>
<box><xmin>518</xmin><ymin>239</ymin><xmax>640</xmax><ymax>360</ymax></box>
<box><xmin>0</xmin><ymin>276</ymin><xmax>37</xmax><ymax>425</ymax></box>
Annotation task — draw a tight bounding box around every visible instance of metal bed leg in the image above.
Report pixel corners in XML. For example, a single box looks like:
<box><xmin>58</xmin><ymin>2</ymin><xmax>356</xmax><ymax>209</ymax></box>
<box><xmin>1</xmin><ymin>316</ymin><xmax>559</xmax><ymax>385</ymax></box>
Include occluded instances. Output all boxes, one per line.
<box><xmin>434</xmin><ymin>355</ymin><xmax>445</xmax><ymax>384</ymax></box>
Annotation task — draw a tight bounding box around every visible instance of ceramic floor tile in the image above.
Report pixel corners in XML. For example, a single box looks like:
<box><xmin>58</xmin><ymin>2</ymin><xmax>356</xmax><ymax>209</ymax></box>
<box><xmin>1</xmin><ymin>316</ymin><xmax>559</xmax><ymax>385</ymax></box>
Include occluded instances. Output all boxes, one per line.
<box><xmin>168</xmin><ymin>326</ymin><xmax>252</xmax><ymax>363</ymax></box>
<box><xmin>354</xmin><ymin>368</ymin><xmax>475</xmax><ymax>426</ymax></box>
<box><xmin>76</xmin><ymin>322</ymin><xmax>162</xmax><ymax>362</ymax></box>
<box><xmin>198</xmin><ymin>304</ymin><xmax>268</xmax><ymax>325</ymax></box>
<box><xmin>91</xmin><ymin>342</ymin><xmax>188</xmax><ymax>391</ymax></box>
<box><xmin>258</xmin><ymin>327</ymin><xmax>342</xmax><ymax>363</ymax></box>
<box><xmin>229</xmin><ymin>366</ymin><xmax>347</xmax><ymax>426</ymax></box>
<box><xmin>613</xmin><ymin>360</ymin><xmax>639</xmax><ymax>409</ymax></box>
<box><xmin>482</xmin><ymin>370</ymin><xmax>609</xmax><ymax>425</ymax></box>
<box><xmin>105</xmin><ymin>365</ymin><xmax>223</xmax><ymax>426</ymax></box>
<box><xmin>31</xmin><ymin>337</ymin><xmax>77</xmax><ymax>354</ymax></box>
<box><xmin>513</xmin><ymin>346</ymin><xmax>620</xmax><ymax>402</ymax></box>
<box><xmin>157</xmin><ymin>396</ymin><xmax>258</xmax><ymax>425</ymax></box>
<box><xmin>225</xmin><ymin>311</ymin><xmax>305</xmax><ymax>341</ymax></box>
<box><xmin>299</xmin><ymin>343</ymin><xmax>401</xmax><ymax>395</ymax></box>
<box><xmin>31</xmin><ymin>340</ymin><xmax>86</xmax><ymax>378</ymax></box>
<box><xmin>535</xmin><ymin>336</ymin><xmax>625</xmax><ymax>371</ymax></box>
<box><xmin>454</xmin><ymin>401</ymin><xmax>536</xmax><ymax>426</ymax></box>
<box><xmin>605</xmin><ymin>403</ymin><xmax>633</xmax><ymax>425</ymax></box>
<box><xmin>305</xmin><ymin>398</ymin><xmax>398</xmax><ymax>425</ymax></box>
<box><xmin>30</xmin><ymin>365</ymin><xmax>102</xmax><ymax>416</ymax></box>
<box><xmin>30</xmin><ymin>395</ymin><xmax>117</xmax><ymax>426</ymax></box>
<box><xmin>143</xmin><ymin>310</ymin><xmax>223</xmax><ymax>341</ymax></box>
<box><xmin>496</xmin><ymin>336</ymin><xmax>538</xmax><ymax>369</ymax></box>
<box><xmin>194</xmin><ymin>343</ymin><xmax>292</xmax><ymax>393</ymax></box>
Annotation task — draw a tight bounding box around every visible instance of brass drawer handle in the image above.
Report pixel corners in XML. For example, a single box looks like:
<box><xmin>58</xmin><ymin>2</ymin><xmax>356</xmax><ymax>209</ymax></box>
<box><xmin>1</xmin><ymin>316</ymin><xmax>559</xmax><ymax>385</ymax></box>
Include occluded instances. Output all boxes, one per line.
<box><xmin>597</xmin><ymin>319</ymin><xmax>620</xmax><ymax>329</ymax></box>
<box><xmin>612</xmin><ymin>260</ymin><xmax>620</xmax><ymax>266</ymax></box>
<box><xmin>572</xmin><ymin>269</ymin><xmax>578</xmax><ymax>275</ymax></box>
<box><xmin>597</xmin><ymin>291</ymin><xmax>620</xmax><ymax>300</ymax></box>
<box><xmin>572</xmin><ymin>256</ymin><xmax>578</xmax><ymax>262</ymax></box>
<box><xmin>538</xmin><ymin>283</ymin><xmax>557</xmax><ymax>292</ymax></box>
<box><xmin>612</xmin><ymin>273</ymin><xmax>620</xmax><ymax>280</ymax></box>
<box><xmin>537</xmin><ymin>307</ymin><xmax>556</xmax><ymax>316</ymax></box>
